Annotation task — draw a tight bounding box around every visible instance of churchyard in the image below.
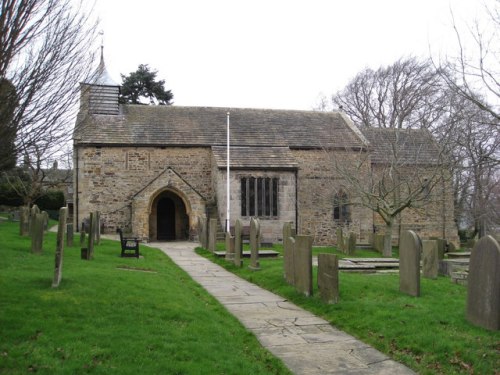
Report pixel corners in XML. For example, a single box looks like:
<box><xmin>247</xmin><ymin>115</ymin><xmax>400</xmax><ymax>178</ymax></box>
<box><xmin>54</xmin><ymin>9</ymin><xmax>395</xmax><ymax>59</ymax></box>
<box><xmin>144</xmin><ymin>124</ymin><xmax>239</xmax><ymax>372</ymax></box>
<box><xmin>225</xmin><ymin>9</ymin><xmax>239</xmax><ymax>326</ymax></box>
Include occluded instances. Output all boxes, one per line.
<box><xmin>0</xmin><ymin>216</ymin><xmax>291</xmax><ymax>374</ymax></box>
<box><xmin>196</xmin><ymin>222</ymin><xmax>499</xmax><ymax>374</ymax></box>
<box><xmin>2</xmin><ymin>209</ymin><xmax>498</xmax><ymax>374</ymax></box>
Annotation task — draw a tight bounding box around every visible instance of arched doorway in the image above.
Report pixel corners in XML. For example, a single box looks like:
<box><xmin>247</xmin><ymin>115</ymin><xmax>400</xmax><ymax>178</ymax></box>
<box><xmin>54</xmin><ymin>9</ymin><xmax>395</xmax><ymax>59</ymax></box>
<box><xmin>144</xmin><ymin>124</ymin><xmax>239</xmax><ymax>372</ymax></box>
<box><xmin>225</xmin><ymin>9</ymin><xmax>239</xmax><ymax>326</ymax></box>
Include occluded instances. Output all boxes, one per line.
<box><xmin>150</xmin><ymin>190</ymin><xmax>189</xmax><ymax>241</ymax></box>
<box><xmin>157</xmin><ymin>197</ymin><xmax>176</xmax><ymax>240</ymax></box>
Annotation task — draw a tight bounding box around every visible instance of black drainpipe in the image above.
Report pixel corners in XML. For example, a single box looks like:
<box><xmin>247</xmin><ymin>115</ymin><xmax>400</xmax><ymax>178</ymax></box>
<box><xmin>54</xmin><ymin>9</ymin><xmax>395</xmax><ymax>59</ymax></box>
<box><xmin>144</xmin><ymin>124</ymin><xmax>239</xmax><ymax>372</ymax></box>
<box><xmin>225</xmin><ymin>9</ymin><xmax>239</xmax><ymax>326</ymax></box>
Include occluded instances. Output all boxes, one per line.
<box><xmin>295</xmin><ymin>168</ymin><xmax>299</xmax><ymax>233</ymax></box>
<box><xmin>75</xmin><ymin>146</ymin><xmax>79</xmax><ymax>232</ymax></box>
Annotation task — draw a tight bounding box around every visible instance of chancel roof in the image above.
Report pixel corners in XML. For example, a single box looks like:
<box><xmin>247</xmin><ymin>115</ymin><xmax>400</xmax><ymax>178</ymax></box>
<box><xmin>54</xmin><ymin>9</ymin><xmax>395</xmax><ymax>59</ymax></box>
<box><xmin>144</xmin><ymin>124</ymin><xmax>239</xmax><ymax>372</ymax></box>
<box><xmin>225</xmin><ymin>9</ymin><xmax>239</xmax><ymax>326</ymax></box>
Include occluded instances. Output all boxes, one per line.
<box><xmin>74</xmin><ymin>105</ymin><xmax>368</xmax><ymax>150</ymax></box>
<box><xmin>361</xmin><ymin>127</ymin><xmax>442</xmax><ymax>165</ymax></box>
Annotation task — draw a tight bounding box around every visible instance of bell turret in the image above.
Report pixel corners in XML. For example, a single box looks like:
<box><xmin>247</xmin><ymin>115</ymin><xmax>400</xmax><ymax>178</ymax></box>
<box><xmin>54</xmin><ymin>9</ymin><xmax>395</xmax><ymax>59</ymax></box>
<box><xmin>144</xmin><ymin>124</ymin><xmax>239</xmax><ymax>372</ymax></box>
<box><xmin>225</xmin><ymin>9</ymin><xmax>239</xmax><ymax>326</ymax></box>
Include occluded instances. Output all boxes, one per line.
<box><xmin>80</xmin><ymin>46</ymin><xmax>120</xmax><ymax>115</ymax></box>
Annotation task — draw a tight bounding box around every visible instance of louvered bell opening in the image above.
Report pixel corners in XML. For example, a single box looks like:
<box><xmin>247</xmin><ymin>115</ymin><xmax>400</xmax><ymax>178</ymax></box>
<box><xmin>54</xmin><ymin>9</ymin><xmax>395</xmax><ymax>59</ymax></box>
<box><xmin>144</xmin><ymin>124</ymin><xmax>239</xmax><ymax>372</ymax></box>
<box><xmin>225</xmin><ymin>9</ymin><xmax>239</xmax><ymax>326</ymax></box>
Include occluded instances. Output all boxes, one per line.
<box><xmin>89</xmin><ymin>86</ymin><xmax>119</xmax><ymax>115</ymax></box>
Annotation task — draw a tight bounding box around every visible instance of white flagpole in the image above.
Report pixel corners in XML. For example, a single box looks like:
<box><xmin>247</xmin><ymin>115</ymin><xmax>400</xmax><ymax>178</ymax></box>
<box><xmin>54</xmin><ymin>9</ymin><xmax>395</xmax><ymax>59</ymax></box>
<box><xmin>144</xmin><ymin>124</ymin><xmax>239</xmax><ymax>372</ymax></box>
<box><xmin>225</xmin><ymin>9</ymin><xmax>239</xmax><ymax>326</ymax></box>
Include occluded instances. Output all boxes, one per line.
<box><xmin>226</xmin><ymin>112</ymin><xmax>230</xmax><ymax>232</ymax></box>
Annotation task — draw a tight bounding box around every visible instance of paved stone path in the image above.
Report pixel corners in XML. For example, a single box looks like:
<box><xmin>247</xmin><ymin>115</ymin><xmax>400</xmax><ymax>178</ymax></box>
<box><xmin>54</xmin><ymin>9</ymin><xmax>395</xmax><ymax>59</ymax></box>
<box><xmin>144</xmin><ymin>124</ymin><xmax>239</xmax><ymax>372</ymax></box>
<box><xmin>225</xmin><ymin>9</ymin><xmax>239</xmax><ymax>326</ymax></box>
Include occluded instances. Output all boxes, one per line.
<box><xmin>150</xmin><ymin>241</ymin><xmax>415</xmax><ymax>375</ymax></box>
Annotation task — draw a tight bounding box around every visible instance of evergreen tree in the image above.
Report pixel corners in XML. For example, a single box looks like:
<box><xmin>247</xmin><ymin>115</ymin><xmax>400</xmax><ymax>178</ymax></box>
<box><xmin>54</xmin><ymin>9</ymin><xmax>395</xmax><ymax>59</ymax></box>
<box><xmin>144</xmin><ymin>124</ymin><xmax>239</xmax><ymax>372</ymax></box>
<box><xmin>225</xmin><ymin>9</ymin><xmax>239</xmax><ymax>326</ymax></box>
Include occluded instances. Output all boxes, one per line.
<box><xmin>0</xmin><ymin>78</ymin><xmax>18</xmax><ymax>171</ymax></box>
<box><xmin>119</xmin><ymin>64</ymin><xmax>173</xmax><ymax>105</ymax></box>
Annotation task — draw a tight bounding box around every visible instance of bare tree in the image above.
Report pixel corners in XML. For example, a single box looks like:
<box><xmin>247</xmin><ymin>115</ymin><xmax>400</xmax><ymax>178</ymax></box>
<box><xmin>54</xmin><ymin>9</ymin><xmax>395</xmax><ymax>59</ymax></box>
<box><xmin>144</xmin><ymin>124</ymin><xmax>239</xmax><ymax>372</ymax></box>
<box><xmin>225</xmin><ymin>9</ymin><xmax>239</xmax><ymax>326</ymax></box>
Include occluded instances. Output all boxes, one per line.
<box><xmin>438</xmin><ymin>1</ymin><xmax>500</xmax><ymax>122</ymax></box>
<box><xmin>322</xmin><ymin>58</ymin><xmax>456</xmax><ymax>255</ymax></box>
<box><xmin>0</xmin><ymin>0</ymin><xmax>98</xmax><ymax>205</ymax></box>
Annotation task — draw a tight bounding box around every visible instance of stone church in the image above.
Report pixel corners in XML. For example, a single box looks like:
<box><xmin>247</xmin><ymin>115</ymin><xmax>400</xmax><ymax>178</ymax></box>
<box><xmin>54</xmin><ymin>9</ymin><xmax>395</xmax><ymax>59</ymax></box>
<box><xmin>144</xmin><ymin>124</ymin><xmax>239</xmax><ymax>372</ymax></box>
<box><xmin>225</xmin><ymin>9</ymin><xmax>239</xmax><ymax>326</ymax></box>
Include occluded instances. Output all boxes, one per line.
<box><xmin>73</xmin><ymin>57</ymin><xmax>458</xmax><ymax>245</ymax></box>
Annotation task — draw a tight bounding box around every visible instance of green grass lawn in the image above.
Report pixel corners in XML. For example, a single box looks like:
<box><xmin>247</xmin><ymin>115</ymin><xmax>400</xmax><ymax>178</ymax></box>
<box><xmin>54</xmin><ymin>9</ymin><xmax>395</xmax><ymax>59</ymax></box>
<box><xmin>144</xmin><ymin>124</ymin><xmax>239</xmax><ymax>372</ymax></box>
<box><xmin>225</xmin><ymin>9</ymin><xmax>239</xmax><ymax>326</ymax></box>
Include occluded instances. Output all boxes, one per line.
<box><xmin>199</xmin><ymin>244</ymin><xmax>500</xmax><ymax>375</ymax></box>
<box><xmin>0</xmin><ymin>220</ymin><xmax>292</xmax><ymax>375</ymax></box>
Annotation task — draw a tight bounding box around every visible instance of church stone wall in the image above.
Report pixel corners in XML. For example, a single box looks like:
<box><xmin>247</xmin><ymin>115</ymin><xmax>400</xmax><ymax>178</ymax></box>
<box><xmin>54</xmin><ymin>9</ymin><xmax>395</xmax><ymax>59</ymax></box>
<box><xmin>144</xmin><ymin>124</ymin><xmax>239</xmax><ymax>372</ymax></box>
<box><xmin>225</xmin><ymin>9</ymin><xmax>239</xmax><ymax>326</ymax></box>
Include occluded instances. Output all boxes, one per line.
<box><xmin>292</xmin><ymin>149</ymin><xmax>374</xmax><ymax>245</ymax></box>
<box><xmin>213</xmin><ymin>167</ymin><xmax>296</xmax><ymax>244</ymax></box>
<box><xmin>74</xmin><ymin>145</ymin><xmax>212</xmax><ymax>238</ymax></box>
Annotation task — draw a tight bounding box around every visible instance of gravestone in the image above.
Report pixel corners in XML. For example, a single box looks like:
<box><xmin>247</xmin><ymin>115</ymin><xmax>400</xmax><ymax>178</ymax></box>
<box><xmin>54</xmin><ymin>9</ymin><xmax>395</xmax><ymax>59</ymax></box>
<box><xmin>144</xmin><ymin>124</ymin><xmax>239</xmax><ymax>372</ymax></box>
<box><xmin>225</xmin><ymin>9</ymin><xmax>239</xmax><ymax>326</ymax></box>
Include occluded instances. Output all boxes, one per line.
<box><xmin>80</xmin><ymin>225</ymin><xmax>86</xmax><ymax>246</ymax></box>
<box><xmin>225</xmin><ymin>232</ymin><xmax>235</xmax><ymax>261</ymax></box>
<box><xmin>86</xmin><ymin>212</ymin><xmax>95</xmax><ymax>260</ymax></box>
<box><xmin>346</xmin><ymin>232</ymin><xmax>357</xmax><ymax>255</ymax></box>
<box><xmin>66</xmin><ymin>223</ymin><xmax>74</xmax><ymax>247</ymax></box>
<box><xmin>52</xmin><ymin>207</ymin><xmax>67</xmax><ymax>288</ymax></box>
<box><xmin>284</xmin><ymin>237</ymin><xmax>296</xmax><ymax>285</ymax></box>
<box><xmin>41</xmin><ymin>211</ymin><xmax>49</xmax><ymax>231</ymax></box>
<box><xmin>10</xmin><ymin>210</ymin><xmax>20</xmax><ymax>222</ymax></box>
<box><xmin>399</xmin><ymin>230</ymin><xmax>421</xmax><ymax>297</ymax></box>
<box><xmin>249</xmin><ymin>218</ymin><xmax>261</xmax><ymax>270</ymax></box>
<box><xmin>19</xmin><ymin>207</ymin><xmax>30</xmax><ymax>236</ymax></box>
<box><xmin>436</xmin><ymin>238</ymin><xmax>446</xmax><ymax>260</ymax></box>
<box><xmin>234</xmin><ymin>219</ymin><xmax>243</xmax><ymax>267</ymax></box>
<box><xmin>317</xmin><ymin>253</ymin><xmax>339</xmax><ymax>304</ymax></box>
<box><xmin>466</xmin><ymin>235</ymin><xmax>500</xmax><ymax>330</ymax></box>
<box><xmin>283</xmin><ymin>222</ymin><xmax>295</xmax><ymax>284</ymax></box>
<box><xmin>95</xmin><ymin>211</ymin><xmax>101</xmax><ymax>245</ymax></box>
<box><xmin>31</xmin><ymin>213</ymin><xmax>45</xmax><ymax>254</ymax></box>
<box><xmin>29</xmin><ymin>204</ymin><xmax>40</xmax><ymax>237</ymax></box>
<box><xmin>198</xmin><ymin>217</ymin><xmax>208</xmax><ymax>249</ymax></box>
<box><xmin>422</xmin><ymin>240</ymin><xmax>438</xmax><ymax>279</ymax></box>
<box><xmin>293</xmin><ymin>235</ymin><xmax>313</xmax><ymax>296</ymax></box>
<box><xmin>208</xmin><ymin>218</ymin><xmax>217</xmax><ymax>253</ymax></box>
<box><xmin>373</xmin><ymin>234</ymin><xmax>385</xmax><ymax>253</ymax></box>
<box><xmin>336</xmin><ymin>227</ymin><xmax>345</xmax><ymax>253</ymax></box>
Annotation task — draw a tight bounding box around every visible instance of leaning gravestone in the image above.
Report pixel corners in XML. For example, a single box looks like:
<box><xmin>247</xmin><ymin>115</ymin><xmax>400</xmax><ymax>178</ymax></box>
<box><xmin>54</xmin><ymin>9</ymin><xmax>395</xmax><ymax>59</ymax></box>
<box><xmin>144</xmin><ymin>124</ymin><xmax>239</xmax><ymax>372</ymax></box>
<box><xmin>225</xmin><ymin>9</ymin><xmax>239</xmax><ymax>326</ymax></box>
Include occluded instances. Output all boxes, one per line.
<box><xmin>208</xmin><ymin>218</ymin><xmax>217</xmax><ymax>253</ymax></box>
<box><xmin>293</xmin><ymin>235</ymin><xmax>313</xmax><ymax>296</ymax></box>
<box><xmin>422</xmin><ymin>240</ymin><xmax>439</xmax><ymax>279</ymax></box>
<box><xmin>225</xmin><ymin>232</ymin><xmax>235</xmax><ymax>261</ymax></box>
<box><xmin>399</xmin><ymin>230</ymin><xmax>421</xmax><ymax>297</ymax></box>
<box><xmin>234</xmin><ymin>219</ymin><xmax>243</xmax><ymax>267</ymax></box>
<box><xmin>283</xmin><ymin>222</ymin><xmax>295</xmax><ymax>284</ymax></box>
<box><xmin>52</xmin><ymin>207</ymin><xmax>67</xmax><ymax>288</ymax></box>
<box><xmin>466</xmin><ymin>235</ymin><xmax>500</xmax><ymax>330</ymax></box>
<box><xmin>249</xmin><ymin>218</ymin><xmax>261</xmax><ymax>270</ymax></box>
<box><xmin>31</xmin><ymin>213</ymin><xmax>45</xmax><ymax>254</ymax></box>
<box><xmin>373</xmin><ymin>234</ymin><xmax>385</xmax><ymax>254</ymax></box>
<box><xmin>317</xmin><ymin>253</ymin><xmax>339</xmax><ymax>304</ymax></box>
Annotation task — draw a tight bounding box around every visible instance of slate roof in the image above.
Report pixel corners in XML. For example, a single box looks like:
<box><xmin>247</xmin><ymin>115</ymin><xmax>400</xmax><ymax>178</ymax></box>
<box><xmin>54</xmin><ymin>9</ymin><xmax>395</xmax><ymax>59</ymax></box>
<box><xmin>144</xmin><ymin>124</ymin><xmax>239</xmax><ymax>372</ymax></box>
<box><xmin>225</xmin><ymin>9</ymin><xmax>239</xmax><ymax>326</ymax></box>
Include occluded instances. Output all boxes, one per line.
<box><xmin>361</xmin><ymin>127</ymin><xmax>442</xmax><ymax>165</ymax></box>
<box><xmin>74</xmin><ymin>105</ymin><xmax>367</xmax><ymax>150</ymax></box>
<box><xmin>212</xmin><ymin>146</ymin><xmax>298</xmax><ymax>170</ymax></box>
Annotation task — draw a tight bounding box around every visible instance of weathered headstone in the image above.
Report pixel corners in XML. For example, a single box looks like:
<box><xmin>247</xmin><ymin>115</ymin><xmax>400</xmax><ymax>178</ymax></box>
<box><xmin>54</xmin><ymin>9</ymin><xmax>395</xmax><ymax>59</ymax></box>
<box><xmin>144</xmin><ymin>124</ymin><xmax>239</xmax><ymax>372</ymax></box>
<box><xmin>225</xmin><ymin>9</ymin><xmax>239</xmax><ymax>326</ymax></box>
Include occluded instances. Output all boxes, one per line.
<box><xmin>435</xmin><ymin>238</ymin><xmax>446</xmax><ymax>260</ymax></box>
<box><xmin>399</xmin><ymin>230</ymin><xmax>421</xmax><ymax>297</ymax></box>
<box><xmin>422</xmin><ymin>240</ymin><xmax>438</xmax><ymax>279</ymax></box>
<box><xmin>86</xmin><ymin>212</ymin><xmax>95</xmax><ymax>260</ymax></box>
<box><xmin>52</xmin><ymin>207</ymin><xmax>67</xmax><ymax>288</ymax></box>
<box><xmin>198</xmin><ymin>217</ymin><xmax>208</xmax><ymax>249</ymax></box>
<box><xmin>79</xmin><ymin>225</ymin><xmax>86</xmax><ymax>246</ymax></box>
<box><xmin>373</xmin><ymin>234</ymin><xmax>385</xmax><ymax>253</ymax></box>
<box><xmin>41</xmin><ymin>210</ymin><xmax>49</xmax><ymax>231</ymax></box>
<box><xmin>346</xmin><ymin>232</ymin><xmax>357</xmax><ymax>256</ymax></box>
<box><xmin>208</xmin><ymin>218</ymin><xmax>217</xmax><ymax>253</ymax></box>
<box><xmin>317</xmin><ymin>253</ymin><xmax>339</xmax><ymax>304</ymax></box>
<box><xmin>10</xmin><ymin>210</ymin><xmax>20</xmax><ymax>222</ymax></box>
<box><xmin>31</xmin><ymin>213</ymin><xmax>45</xmax><ymax>254</ymax></box>
<box><xmin>284</xmin><ymin>237</ymin><xmax>296</xmax><ymax>285</ymax></box>
<box><xmin>336</xmin><ymin>227</ymin><xmax>345</xmax><ymax>253</ymax></box>
<box><xmin>66</xmin><ymin>223</ymin><xmax>74</xmax><ymax>247</ymax></box>
<box><xmin>95</xmin><ymin>211</ymin><xmax>101</xmax><ymax>245</ymax></box>
<box><xmin>234</xmin><ymin>219</ymin><xmax>243</xmax><ymax>267</ymax></box>
<box><xmin>19</xmin><ymin>206</ymin><xmax>30</xmax><ymax>236</ymax></box>
<box><xmin>466</xmin><ymin>235</ymin><xmax>500</xmax><ymax>331</ymax></box>
<box><xmin>293</xmin><ymin>235</ymin><xmax>313</xmax><ymax>296</ymax></box>
<box><xmin>225</xmin><ymin>232</ymin><xmax>235</xmax><ymax>261</ymax></box>
<box><xmin>283</xmin><ymin>222</ymin><xmax>295</xmax><ymax>284</ymax></box>
<box><xmin>29</xmin><ymin>204</ymin><xmax>40</xmax><ymax>237</ymax></box>
<box><xmin>249</xmin><ymin>217</ymin><xmax>261</xmax><ymax>271</ymax></box>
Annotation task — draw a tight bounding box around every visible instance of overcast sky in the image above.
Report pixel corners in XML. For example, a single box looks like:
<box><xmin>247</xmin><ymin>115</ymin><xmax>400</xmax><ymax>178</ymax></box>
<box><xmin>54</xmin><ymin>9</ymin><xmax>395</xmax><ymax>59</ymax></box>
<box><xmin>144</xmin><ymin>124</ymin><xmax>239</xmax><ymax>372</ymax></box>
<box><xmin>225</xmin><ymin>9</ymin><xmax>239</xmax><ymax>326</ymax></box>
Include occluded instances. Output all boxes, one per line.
<box><xmin>94</xmin><ymin>0</ymin><xmax>495</xmax><ymax>111</ymax></box>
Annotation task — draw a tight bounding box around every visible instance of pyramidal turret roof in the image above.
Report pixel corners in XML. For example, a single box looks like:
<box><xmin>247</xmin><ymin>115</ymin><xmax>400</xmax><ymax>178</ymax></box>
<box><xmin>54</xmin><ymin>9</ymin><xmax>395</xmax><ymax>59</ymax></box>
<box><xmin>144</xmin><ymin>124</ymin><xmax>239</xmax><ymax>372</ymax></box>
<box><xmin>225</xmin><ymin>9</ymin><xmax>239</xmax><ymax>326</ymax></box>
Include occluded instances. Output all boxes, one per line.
<box><xmin>86</xmin><ymin>46</ymin><xmax>119</xmax><ymax>86</ymax></box>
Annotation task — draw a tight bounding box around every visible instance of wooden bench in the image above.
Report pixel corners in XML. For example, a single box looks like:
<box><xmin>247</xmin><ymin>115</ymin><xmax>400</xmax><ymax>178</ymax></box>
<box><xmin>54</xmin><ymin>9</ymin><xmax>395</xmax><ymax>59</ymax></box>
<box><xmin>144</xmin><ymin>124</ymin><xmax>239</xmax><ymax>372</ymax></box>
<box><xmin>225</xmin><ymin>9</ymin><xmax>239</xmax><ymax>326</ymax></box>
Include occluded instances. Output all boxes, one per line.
<box><xmin>116</xmin><ymin>228</ymin><xmax>140</xmax><ymax>258</ymax></box>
